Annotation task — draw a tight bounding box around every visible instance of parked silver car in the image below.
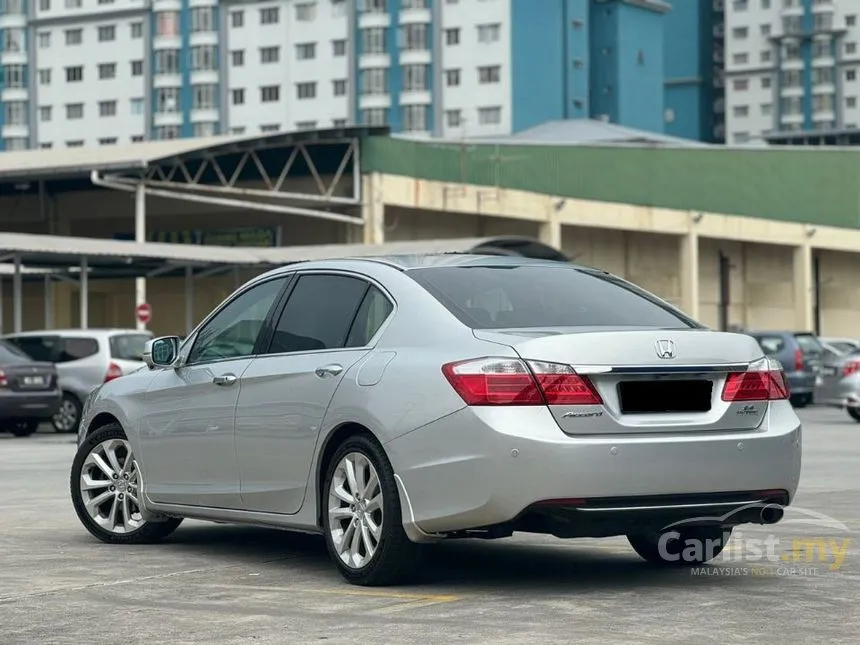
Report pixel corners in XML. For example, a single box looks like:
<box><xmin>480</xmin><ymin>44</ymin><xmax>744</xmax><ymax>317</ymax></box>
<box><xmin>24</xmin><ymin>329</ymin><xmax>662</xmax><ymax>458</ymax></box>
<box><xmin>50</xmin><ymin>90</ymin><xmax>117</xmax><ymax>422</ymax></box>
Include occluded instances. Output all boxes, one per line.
<box><xmin>814</xmin><ymin>347</ymin><xmax>860</xmax><ymax>422</ymax></box>
<box><xmin>70</xmin><ymin>256</ymin><xmax>802</xmax><ymax>586</ymax></box>
<box><xmin>4</xmin><ymin>329</ymin><xmax>151</xmax><ymax>434</ymax></box>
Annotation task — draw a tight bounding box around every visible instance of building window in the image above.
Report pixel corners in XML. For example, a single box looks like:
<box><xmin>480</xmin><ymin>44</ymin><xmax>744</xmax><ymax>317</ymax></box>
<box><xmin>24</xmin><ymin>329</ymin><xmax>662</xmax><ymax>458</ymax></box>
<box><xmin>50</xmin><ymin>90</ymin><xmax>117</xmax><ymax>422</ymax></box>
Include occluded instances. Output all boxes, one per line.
<box><xmin>445</xmin><ymin>109</ymin><xmax>462</xmax><ymax>128</ymax></box>
<box><xmin>66</xmin><ymin>103</ymin><xmax>84</xmax><ymax>119</ymax></box>
<box><xmin>155</xmin><ymin>88</ymin><xmax>180</xmax><ymax>113</ymax></box>
<box><xmin>332</xmin><ymin>118</ymin><xmax>347</xmax><ymax>127</ymax></box>
<box><xmin>403</xmin><ymin>0</ymin><xmax>428</xmax><ymax>8</ymax></box>
<box><xmin>38</xmin><ymin>0</ymin><xmax>49</xmax><ymax>10</ymax></box>
<box><xmin>361</xmin><ymin>0</ymin><xmax>387</xmax><ymax>13</ymax></box>
<box><xmin>65</xmin><ymin>29</ymin><xmax>83</xmax><ymax>45</ymax></box>
<box><xmin>193</xmin><ymin>84</ymin><xmax>218</xmax><ymax>110</ymax></box>
<box><xmin>261</xmin><ymin>124</ymin><xmax>280</xmax><ymax>132</ymax></box>
<box><xmin>361</xmin><ymin>68</ymin><xmax>387</xmax><ymax>95</ymax></box>
<box><xmin>154</xmin><ymin>126</ymin><xmax>180</xmax><ymax>140</ymax></box>
<box><xmin>98</xmin><ymin>63</ymin><xmax>116</xmax><ymax>80</ymax></box>
<box><xmin>66</xmin><ymin>140</ymin><xmax>85</xmax><ymax>148</ymax></box>
<box><xmin>260</xmin><ymin>46</ymin><xmax>280</xmax><ymax>63</ymax></box>
<box><xmin>848</xmin><ymin>43</ymin><xmax>858</xmax><ymax>55</ymax></box>
<box><xmin>38</xmin><ymin>32</ymin><xmax>50</xmax><ymax>48</ymax></box>
<box><xmin>231</xmin><ymin>10</ymin><xmax>244</xmax><ymax>27</ymax></box>
<box><xmin>3</xmin><ymin>137</ymin><xmax>29</xmax><ymax>151</ymax></box>
<box><xmin>296</xmin><ymin>82</ymin><xmax>317</xmax><ymax>99</ymax></box>
<box><xmin>733</xmin><ymin>132</ymin><xmax>750</xmax><ymax>144</ymax></box>
<box><xmin>156</xmin><ymin>11</ymin><xmax>180</xmax><ymax>37</ymax></box>
<box><xmin>155</xmin><ymin>50</ymin><xmax>180</xmax><ymax>74</ymax></box>
<box><xmin>131</xmin><ymin>136</ymin><xmax>144</xmax><ymax>143</ymax></box>
<box><xmin>814</xmin><ymin>68</ymin><xmax>834</xmax><ymax>85</ymax></box>
<box><xmin>333</xmin><ymin>39</ymin><xmax>346</xmax><ymax>56</ymax></box>
<box><xmin>232</xmin><ymin>88</ymin><xmax>245</xmax><ymax>105</ymax></box>
<box><xmin>847</xmin><ymin>69</ymin><xmax>857</xmax><ymax>82</ymax></box>
<box><xmin>193</xmin><ymin>122</ymin><xmax>216</xmax><ymax>138</ymax></box>
<box><xmin>733</xmin><ymin>0</ymin><xmax>747</xmax><ymax>10</ymax></box>
<box><xmin>131</xmin><ymin>22</ymin><xmax>143</xmax><ymax>39</ymax></box>
<box><xmin>3</xmin><ymin>101</ymin><xmax>28</xmax><ymax>126</ymax></box>
<box><xmin>732</xmin><ymin>27</ymin><xmax>749</xmax><ymax>39</ymax></box>
<box><xmin>760</xmin><ymin>24</ymin><xmax>771</xmax><ymax>37</ymax></box>
<box><xmin>761</xmin><ymin>50</ymin><xmax>771</xmax><ymax>63</ymax></box>
<box><xmin>261</xmin><ymin>85</ymin><xmax>280</xmax><ymax>102</ymax></box>
<box><xmin>733</xmin><ymin>78</ymin><xmax>749</xmax><ymax>91</ymax></box>
<box><xmin>131</xmin><ymin>60</ymin><xmax>143</xmax><ymax>76</ymax></box>
<box><xmin>296</xmin><ymin>43</ymin><xmax>316</xmax><ymax>60</ymax></box>
<box><xmin>732</xmin><ymin>105</ymin><xmax>749</xmax><ymax>117</ymax></box>
<box><xmin>761</xmin><ymin>103</ymin><xmax>772</xmax><ymax>116</ymax></box>
<box><xmin>478</xmin><ymin>65</ymin><xmax>501</xmax><ymax>84</ymax></box>
<box><xmin>191</xmin><ymin>7</ymin><xmax>215</xmax><ymax>32</ymax></box>
<box><xmin>762</xmin><ymin>76</ymin><xmax>772</xmax><ymax>89</ymax></box>
<box><xmin>477</xmin><ymin>23</ymin><xmax>500</xmax><ymax>44</ymax></box>
<box><xmin>445</xmin><ymin>69</ymin><xmax>460</xmax><ymax>86</ymax></box>
<box><xmin>98</xmin><ymin>100</ymin><xmax>117</xmax><ymax>117</ymax></box>
<box><xmin>99</xmin><ymin>138</ymin><xmax>118</xmax><ymax>145</ymax></box>
<box><xmin>260</xmin><ymin>7</ymin><xmax>279</xmax><ymax>24</ymax></box>
<box><xmin>191</xmin><ymin>45</ymin><xmax>218</xmax><ymax>71</ymax></box>
<box><xmin>296</xmin><ymin>120</ymin><xmax>317</xmax><ymax>130</ymax></box>
<box><xmin>231</xmin><ymin>50</ymin><xmax>245</xmax><ymax>66</ymax></box>
<box><xmin>230</xmin><ymin>127</ymin><xmax>246</xmax><ymax>135</ymax></box>
<box><xmin>403</xmin><ymin>64</ymin><xmax>428</xmax><ymax>91</ymax></box>
<box><xmin>40</xmin><ymin>143</ymin><xmax>53</xmax><ymax>149</ymax></box>
<box><xmin>131</xmin><ymin>98</ymin><xmax>144</xmax><ymax>114</ymax></box>
<box><xmin>38</xmin><ymin>69</ymin><xmax>51</xmax><ymax>85</ymax></box>
<box><xmin>333</xmin><ymin>79</ymin><xmax>347</xmax><ymax>96</ymax></box>
<box><xmin>332</xmin><ymin>0</ymin><xmax>347</xmax><ymax>17</ymax></box>
<box><xmin>848</xmin><ymin>97</ymin><xmax>857</xmax><ymax>108</ymax></box>
<box><xmin>362</xmin><ymin>108</ymin><xmax>387</xmax><ymax>125</ymax></box>
<box><xmin>2</xmin><ymin>65</ymin><xmax>26</xmax><ymax>88</ymax></box>
<box><xmin>733</xmin><ymin>53</ymin><xmax>748</xmax><ymax>65</ymax></box>
<box><xmin>64</xmin><ymin>0</ymin><xmax>81</xmax><ymax>8</ymax></box>
<box><xmin>478</xmin><ymin>106</ymin><xmax>501</xmax><ymax>125</ymax></box>
<box><xmin>97</xmin><ymin>25</ymin><xmax>116</xmax><ymax>42</ymax></box>
<box><xmin>400</xmin><ymin>24</ymin><xmax>428</xmax><ymax>51</ymax></box>
<box><xmin>39</xmin><ymin>106</ymin><xmax>52</xmax><ymax>122</ymax></box>
<box><xmin>848</xmin><ymin>15</ymin><xmax>857</xmax><ymax>27</ymax></box>
<box><xmin>65</xmin><ymin>66</ymin><xmax>83</xmax><ymax>82</ymax></box>
<box><xmin>361</xmin><ymin>28</ymin><xmax>386</xmax><ymax>54</ymax></box>
<box><xmin>295</xmin><ymin>2</ymin><xmax>316</xmax><ymax>20</ymax></box>
<box><xmin>445</xmin><ymin>28</ymin><xmax>459</xmax><ymax>46</ymax></box>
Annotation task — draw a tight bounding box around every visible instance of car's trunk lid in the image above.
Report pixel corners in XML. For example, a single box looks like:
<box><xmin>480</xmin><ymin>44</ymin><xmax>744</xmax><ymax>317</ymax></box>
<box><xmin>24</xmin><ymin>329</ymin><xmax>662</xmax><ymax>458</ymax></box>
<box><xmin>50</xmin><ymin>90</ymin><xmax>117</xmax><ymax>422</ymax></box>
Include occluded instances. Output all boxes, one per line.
<box><xmin>1</xmin><ymin>362</ymin><xmax>58</xmax><ymax>392</ymax></box>
<box><xmin>475</xmin><ymin>327</ymin><xmax>768</xmax><ymax>435</ymax></box>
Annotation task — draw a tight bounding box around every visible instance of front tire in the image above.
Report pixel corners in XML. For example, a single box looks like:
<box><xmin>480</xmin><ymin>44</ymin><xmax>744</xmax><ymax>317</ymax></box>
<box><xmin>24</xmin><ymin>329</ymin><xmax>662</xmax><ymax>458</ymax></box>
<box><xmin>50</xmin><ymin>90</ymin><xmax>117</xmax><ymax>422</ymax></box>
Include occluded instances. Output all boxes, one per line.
<box><xmin>848</xmin><ymin>408</ymin><xmax>860</xmax><ymax>422</ymax></box>
<box><xmin>53</xmin><ymin>393</ymin><xmax>82</xmax><ymax>434</ymax></box>
<box><xmin>70</xmin><ymin>423</ymin><xmax>182</xmax><ymax>544</ymax></box>
<box><xmin>8</xmin><ymin>419</ymin><xmax>39</xmax><ymax>437</ymax></box>
<box><xmin>628</xmin><ymin>526</ymin><xmax>733</xmax><ymax>566</ymax></box>
<box><xmin>322</xmin><ymin>434</ymin><xmax>423</xmax><ymax>586</ymax></box>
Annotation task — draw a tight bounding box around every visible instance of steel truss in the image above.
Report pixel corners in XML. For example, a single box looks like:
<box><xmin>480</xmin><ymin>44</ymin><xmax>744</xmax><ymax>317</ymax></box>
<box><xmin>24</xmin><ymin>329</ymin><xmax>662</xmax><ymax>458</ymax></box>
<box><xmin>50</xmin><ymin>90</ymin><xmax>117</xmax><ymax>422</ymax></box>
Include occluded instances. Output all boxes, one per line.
<box><xmin>91</xmin><ymin>138</ymin><xmax>363</xmax><ymax>226</ymax></box>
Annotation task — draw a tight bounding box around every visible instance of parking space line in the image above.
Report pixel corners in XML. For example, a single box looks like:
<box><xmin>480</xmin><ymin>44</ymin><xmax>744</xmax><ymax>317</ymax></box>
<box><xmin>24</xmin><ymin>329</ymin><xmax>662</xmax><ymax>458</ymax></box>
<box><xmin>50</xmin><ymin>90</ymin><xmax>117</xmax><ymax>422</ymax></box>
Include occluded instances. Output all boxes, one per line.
<box><xmin>212</xmin><ymin>584</ymin><xmax>461</xmax><ymax>604</ymax></box>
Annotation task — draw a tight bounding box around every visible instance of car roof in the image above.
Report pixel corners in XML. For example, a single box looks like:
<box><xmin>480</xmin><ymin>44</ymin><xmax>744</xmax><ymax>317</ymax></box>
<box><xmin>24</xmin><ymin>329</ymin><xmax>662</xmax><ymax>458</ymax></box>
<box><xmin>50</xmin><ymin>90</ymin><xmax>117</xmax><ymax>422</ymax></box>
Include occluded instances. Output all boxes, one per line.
<box><xmin>4</xmin><ymin>328</ymin><xmax>151</xmax><ymax>338</ymax></box>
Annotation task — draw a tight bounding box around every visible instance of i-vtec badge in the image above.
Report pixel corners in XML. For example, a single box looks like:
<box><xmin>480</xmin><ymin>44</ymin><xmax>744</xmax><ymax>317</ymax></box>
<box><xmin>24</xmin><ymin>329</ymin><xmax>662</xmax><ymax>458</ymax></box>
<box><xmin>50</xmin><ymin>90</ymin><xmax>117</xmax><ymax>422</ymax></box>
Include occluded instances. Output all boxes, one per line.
<box><xmin>737</xmin><ymin>404</ymin><xmax>759</xmax><ymax>416</ymax></box>
<box><xmin>562</xmin><ymin>411</ymin><xmax>604</xmax><ymax>419</ymax></box>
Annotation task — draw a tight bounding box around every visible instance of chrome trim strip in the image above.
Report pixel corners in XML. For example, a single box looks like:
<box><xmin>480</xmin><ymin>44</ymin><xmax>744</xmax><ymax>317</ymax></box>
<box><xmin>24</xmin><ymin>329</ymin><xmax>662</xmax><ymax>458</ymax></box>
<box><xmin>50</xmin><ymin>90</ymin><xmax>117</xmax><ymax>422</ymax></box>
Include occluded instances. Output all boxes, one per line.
<box><xmin>573</xmin><ymin>363</ymin><xmax>750</xmax><ymax>375</ymax></box>
<box><xmin>575</xmin><ymin>499</ymin><xmax>768</xmax><ymax>512</ymax></box>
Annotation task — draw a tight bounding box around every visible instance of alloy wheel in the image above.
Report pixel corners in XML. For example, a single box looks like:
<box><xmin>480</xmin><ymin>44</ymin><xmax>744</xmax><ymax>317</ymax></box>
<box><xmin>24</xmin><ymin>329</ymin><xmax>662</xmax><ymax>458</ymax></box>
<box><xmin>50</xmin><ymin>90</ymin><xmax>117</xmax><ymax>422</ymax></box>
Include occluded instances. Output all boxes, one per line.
<box><xmin>79</xmin><ymin>438</ymin><xmax>145</xmax><ymax>534</ymax></box>
<box><xmin>327</xmin><ymin>451</ymin><xmax>384</xmax><ymax>569</ymax></box>
<box><xmin>53</xmin><ymin>398</ymin><xmax>79</xmax><ymax>433</ymax></box>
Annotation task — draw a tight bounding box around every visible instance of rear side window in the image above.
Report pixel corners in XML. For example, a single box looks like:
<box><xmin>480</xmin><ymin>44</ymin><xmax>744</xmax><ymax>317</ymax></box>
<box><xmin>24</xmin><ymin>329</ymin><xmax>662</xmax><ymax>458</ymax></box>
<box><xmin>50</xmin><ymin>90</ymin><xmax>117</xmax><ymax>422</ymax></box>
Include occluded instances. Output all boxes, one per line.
<box><xmin>795</xmin><ymin>334</ymin><xmax>824</xmax><ymax>354</ymax></box>
<box><xmin>57</xmin><ymin>337</ymin><xmax>100</xmax><ymax>363</ymax></box>
<box><xmin>407</xmin><ymin>265</ymin><xmax>699</xmax><ymax>329</ymax></box>
<box><xmin>110</xmin><ymin>334</ymin><xmax>151</xmax><ymax>361</ymax></box>
<box><xmin>756</xmin><ymin>336</ymin><xmax>785</xmax><ymax>355</ymax></box>
<box><xmin>345</xmin><ymin>286</ymin><xmax>394</xmax><ymax>347</ymax></box>
<box><xmin>0</xmin><ymin>340</ymin><xmax>34</xmax><ymax>364</ymax></box>
<box><xmin>6</xmin><ymin>335</ymin><xmax>59</xmax><ymax>362</ymax></box>
<box><xmin>269</xmin><ymin>274</ymin><xmax>370</xmax><ymax>354</ymax></box>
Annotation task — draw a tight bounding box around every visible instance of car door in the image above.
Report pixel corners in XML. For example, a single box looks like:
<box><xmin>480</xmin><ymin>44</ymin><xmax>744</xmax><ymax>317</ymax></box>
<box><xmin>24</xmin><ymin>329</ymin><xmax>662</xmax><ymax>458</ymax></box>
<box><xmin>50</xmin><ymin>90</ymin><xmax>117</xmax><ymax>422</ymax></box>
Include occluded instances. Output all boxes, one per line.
<box><xmin>139</xmin><ymin>276</ymin><xmax>289</xmax><ymax>509</ymax></box>
<box><xmin>234</xmin><ymin>272</ymin><xmax>394</xmax><ymax>514</ymax></box>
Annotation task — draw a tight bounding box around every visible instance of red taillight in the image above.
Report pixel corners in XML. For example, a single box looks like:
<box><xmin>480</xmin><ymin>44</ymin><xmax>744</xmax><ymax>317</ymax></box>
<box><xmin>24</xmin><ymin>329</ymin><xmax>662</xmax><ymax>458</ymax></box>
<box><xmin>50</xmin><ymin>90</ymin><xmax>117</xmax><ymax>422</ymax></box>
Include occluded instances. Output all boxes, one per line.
<box><xmin>0</xmin><ymin>369</ymin><xmax>7</xmax><ymax>388</ymax></box>
<box><xmin>843</xmin><ymin>359</ymin><xmax>860</xmax><ymax>377</ymax></box>
<box><xmin>794</xmin><ymin>349</ymin><xmax>804</xmax><ymax>371</ymax></box>
<box><xmin>442</xmin><ymin>358</ymin><xmax>602</xmax><ymax>406</ymax></box>
<box><xmin>722</xmin><ymin>357</ymin><xmax>790</xmax><ymax>402</ymax></box>
<box><xmin>105</xmin><ymin>362</ymin><xmax>123</xmax><ymax>383</ymax></box>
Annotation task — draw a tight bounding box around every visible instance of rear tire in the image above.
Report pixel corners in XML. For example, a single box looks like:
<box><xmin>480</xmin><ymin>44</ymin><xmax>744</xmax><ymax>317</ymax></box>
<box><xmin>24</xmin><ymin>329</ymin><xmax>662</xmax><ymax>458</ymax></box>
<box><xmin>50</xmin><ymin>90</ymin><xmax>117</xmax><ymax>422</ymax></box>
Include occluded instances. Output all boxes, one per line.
<box><xmin>848</xmin><ymin>408</ymin><xmax>860</xmax><ymax>423</ymax></box>
<box><xmin>70</xmin><ymin>422</ymin><xmax>182</xmax><ymax>544</ymax></box>
<box><xmin>8</xmin><ymin>419</ymin><xmax>39</xmax><ymax>437</ymax></box>
<box><xmin>790</xmin><ymin>393</ymin><xmax>811</xmax><ymax>408</ymax></box>
<box><xmin>53</xmin><ymin>393</ymin><xmax>82</xmax><ymax>434</ymax></box>
<box><xmin>321</xmin><ymin>434</ymin><xmax>423</xmax><ymax>586</ymax></box>
<box><xmin>628</xmin><ymin>526</ymin><xmax>733</xmax><ymax>566</ymax></box>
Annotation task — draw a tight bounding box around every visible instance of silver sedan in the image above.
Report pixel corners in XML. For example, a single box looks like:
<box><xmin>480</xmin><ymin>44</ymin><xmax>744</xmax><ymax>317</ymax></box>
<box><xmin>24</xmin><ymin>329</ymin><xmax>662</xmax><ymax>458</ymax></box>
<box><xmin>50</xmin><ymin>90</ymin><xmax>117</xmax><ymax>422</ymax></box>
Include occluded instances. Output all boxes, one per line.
<box><xmin>70</xmin><ymin>255</ymin><xmax>802</xmax><ymax>586</ymax></box>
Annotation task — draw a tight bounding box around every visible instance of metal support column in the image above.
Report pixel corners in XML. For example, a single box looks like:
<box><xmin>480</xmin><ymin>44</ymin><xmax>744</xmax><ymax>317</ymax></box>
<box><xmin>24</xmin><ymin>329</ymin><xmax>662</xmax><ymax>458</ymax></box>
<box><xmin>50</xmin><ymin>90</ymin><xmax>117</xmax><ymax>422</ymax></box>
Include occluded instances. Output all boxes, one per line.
<box><xmin>135</xmin><ymin>182</ymin><xmax>147</xmax><ymax>331</ymax></box>
<box><xmin>44</xmin><ymin>275</ymin><xmax>53</xmax><ymax>329</ymax></box>
<box><xmin>0</xmin><ymin>275</ymin><xmax>4</xmax><ymax>334</ymax></box>
<box><xmin>80</xmin><ymin>257</ymin><xmax>89</xmax><ymax>329</ymax></box>
<box><xmin>185</xmin><ymin>266</ymin><xmax>194</xmax><ymax>334</ymax></box>
<box><xmin>13</xmin><ymin>255</ymin><xmax>22</xmax><ymax>333</ymax></box>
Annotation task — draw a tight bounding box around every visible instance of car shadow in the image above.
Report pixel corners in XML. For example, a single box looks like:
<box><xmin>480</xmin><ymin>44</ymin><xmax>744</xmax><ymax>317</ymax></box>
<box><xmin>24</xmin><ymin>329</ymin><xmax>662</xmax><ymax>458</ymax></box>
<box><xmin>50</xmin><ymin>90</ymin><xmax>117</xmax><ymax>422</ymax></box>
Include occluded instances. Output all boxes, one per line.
<box><xmin>157</xmin><ymin>523</ymin><xmax>772</xmax><ymax>592</ymax></box>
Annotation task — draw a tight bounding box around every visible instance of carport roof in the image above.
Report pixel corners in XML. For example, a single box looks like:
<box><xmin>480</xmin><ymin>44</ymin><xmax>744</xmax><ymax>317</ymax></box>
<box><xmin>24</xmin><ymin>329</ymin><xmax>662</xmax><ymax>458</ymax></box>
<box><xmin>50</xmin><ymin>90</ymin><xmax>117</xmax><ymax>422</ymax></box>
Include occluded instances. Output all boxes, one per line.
<box><xmin>0</xmin><ymin>127</ymin><xmax>389</xmax><ymax>183</ymax></box>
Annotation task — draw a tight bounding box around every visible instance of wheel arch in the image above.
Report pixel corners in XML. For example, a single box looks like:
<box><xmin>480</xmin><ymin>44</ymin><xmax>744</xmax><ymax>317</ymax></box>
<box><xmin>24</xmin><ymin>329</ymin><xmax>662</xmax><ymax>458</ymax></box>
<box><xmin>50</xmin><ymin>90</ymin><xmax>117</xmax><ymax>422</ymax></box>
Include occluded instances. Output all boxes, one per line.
<box><xmin>85</xmin><ymin>412</ymin><xmax>122</xmax><ymax>438</ymax></box>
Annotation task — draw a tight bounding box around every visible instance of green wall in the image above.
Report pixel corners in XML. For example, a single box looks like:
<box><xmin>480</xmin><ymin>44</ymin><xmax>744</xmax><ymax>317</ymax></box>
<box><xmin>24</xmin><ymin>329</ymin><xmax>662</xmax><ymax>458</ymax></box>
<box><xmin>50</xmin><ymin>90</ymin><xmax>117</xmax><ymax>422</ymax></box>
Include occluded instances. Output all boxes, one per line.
<box><xmin>361</xmin><ymin>136</ymin><xmax>860</xmax><ymax>229</ymax></box>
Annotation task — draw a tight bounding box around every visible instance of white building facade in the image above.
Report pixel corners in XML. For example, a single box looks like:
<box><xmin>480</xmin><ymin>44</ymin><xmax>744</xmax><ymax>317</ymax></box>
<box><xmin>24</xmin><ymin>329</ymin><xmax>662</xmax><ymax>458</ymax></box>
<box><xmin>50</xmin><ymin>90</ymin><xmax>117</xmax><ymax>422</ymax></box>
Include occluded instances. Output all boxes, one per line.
<box><xmin>0</xmin><ymin>0</ymin><xmax>536</xmax><ymax>151</ymax></box>
<box><xmin>724</xmin><ymin>0</ymin><xmax>860</xmax><ymax>144</ymax></box>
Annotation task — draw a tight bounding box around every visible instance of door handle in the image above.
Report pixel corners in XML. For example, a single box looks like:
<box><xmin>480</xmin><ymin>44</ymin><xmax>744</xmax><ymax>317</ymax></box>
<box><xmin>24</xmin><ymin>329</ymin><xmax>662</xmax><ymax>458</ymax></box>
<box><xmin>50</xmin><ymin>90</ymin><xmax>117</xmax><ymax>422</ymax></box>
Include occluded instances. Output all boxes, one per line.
<box><xmin>213</xmin><ymin>373</ymin><xmax>237</xmax><ymax>386</ymax></box>
<box><xmin>314</xmin><ymin>364</ymin><xmax>344</xmax><ymax>378</ymax></box>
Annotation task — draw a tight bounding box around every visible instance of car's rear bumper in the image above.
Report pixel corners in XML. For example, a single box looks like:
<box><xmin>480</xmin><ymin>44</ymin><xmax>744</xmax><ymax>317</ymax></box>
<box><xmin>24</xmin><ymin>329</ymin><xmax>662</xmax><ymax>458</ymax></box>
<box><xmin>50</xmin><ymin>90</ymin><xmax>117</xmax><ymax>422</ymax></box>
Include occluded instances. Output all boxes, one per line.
<box><xmin>386</xmin><ymin>402</ymin><xmax>802</xmax><ymax>538</ymax></box>
<box><xmin>0</xmin><ymin>389</ymin><xmax>62</xmax><ymax>419</ymax></box>
<box><xmin>787</xmin><ymin>371</ymin><xmax>816</xmax><ymax>394</ymax></box>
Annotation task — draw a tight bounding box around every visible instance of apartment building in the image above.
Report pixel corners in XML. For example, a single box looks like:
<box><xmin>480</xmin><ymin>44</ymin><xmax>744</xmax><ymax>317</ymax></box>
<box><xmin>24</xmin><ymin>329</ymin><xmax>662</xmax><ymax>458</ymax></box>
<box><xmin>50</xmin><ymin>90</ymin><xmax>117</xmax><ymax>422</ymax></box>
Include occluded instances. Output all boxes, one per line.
<box><xmin>724</xmin><ymin>0</ymin><xmax>860</xmax><ymax>145</ymax></box>
<box><xmin>0</xmin><ymin>0</ymin><xmax>716</xmax><ymax>152</ymax></box>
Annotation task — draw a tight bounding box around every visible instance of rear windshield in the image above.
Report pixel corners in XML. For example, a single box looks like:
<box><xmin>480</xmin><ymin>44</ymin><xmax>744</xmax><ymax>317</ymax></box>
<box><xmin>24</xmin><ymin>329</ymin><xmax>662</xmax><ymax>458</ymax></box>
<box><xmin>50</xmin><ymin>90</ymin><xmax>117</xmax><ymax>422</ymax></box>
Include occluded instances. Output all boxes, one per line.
<box><xmin>110</xmin><ymin>334</ymin><xmax>151</xmax><ymax>361</ymax></box>
<box><xmin>795</xmin><ymin>334</ymin><xmax>824</xmax><ymax>354</ymax></box>
<box><xmin>0</xmin><ymin>339</ymin><xmax>34</xmax><ymax>364</ymax></box>
<box><xmin>407</xmin><ymin>265</ymin><xmax>699</xmax><ymax>329</ymax></box>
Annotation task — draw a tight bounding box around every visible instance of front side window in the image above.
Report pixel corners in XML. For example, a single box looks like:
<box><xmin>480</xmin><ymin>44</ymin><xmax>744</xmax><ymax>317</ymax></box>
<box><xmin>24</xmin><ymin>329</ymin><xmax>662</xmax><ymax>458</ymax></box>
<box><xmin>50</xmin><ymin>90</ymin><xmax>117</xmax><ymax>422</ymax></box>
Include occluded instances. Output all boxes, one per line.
<box><xmin>268</xmin><ymin>274</ymin><xmax>372</xmax><ymax>354</ymax></box>
<box><xmin>187</xmin><ymin>278</ymin><xmax>285</xmax><ymax>365</ymax></box>
<box><xmin>407</xmin><ymin>265</ymin><xmax>699</xmax><ymax>330</ymax></box>
<box><xmin>110</xmin><ymin>334</ymin><xmax>151</xmax><ymax>361</ymax></box>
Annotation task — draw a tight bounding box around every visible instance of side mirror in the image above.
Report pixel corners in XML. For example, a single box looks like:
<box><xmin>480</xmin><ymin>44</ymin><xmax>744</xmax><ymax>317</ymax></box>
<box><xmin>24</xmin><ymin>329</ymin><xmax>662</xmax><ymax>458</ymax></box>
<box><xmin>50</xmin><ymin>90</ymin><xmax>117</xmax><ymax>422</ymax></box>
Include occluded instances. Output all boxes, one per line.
<box><xmin>143</xmin><ymin>336</ymin><xmax>180</xmax><ymax>369</ymax></box>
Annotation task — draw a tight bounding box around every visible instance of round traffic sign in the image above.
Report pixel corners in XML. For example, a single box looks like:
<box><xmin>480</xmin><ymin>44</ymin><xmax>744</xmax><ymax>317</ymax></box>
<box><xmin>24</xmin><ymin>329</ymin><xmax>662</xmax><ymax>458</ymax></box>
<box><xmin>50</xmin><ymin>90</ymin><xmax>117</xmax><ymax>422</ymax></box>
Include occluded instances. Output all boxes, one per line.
<box><xmin>135</xmin><ymin>303</ymin><xmax>152</xmax><ymax>324</ymax></box>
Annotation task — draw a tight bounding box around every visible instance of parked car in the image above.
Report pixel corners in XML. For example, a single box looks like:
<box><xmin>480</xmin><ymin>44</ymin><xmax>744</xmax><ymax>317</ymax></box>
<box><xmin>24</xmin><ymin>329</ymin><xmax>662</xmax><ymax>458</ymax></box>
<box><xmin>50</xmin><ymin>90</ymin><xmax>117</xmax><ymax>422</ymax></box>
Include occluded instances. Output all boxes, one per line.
<box><xmin>820</xmin><ymin>337</ymin><xmax>860</xmax><ymax>355</ymax></box>
<box><xmin>4</xmin><ymin>329</ymin><xmax>152</xmax><ymax>434</ymax></box>
<box><xmin>0</xmin><ymin>339</ymin><xmax>61</xmax><ymax>437</ymax></box>
<box><xmin>70</xmin><ymin>256</ymin><xmax>801</xmax><ymax>586</ymax></box>
<box><xmin>745</xmin><ymin>331</ymin><xmax>824</xmax><ymax>407</ymax></box>
<box><xmin>812</xmin><ymin>348</ymin><xmax>860</xmax><ymax>422</ymax></box>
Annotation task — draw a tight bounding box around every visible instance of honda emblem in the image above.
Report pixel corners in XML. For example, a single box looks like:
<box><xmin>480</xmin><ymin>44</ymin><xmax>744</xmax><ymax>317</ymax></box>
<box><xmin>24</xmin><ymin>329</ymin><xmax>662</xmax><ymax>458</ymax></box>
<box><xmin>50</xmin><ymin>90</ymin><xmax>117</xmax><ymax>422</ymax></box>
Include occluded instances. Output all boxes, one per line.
<box><xmin>655</xmin><ymin>339</ymin><xmax>676</xmax><ymax>359</ymax></box>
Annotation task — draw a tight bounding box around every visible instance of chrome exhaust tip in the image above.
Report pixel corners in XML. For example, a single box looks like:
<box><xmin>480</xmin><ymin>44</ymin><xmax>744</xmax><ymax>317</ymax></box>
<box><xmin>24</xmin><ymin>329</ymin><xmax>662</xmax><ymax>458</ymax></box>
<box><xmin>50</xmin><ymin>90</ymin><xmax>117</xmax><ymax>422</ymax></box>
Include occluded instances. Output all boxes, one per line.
<box><xmin>760</xmin><ymin>504</ymin><xmax>784</xmax><ymax>525</ymax></box>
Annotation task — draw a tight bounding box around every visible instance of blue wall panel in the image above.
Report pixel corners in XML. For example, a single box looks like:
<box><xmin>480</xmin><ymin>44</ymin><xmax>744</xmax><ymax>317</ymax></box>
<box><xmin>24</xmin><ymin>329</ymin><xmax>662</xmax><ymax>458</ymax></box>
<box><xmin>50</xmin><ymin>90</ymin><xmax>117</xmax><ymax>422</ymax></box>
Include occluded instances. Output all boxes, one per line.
<box><xmin>387</xmin><ymin>2</ymin><xmax>402</xmax><ymax>131</ymax></box>
<box><xmin>180</xmin><ymin>0</ymin><xmax>192</xmax><ymax>138</ymax></box>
